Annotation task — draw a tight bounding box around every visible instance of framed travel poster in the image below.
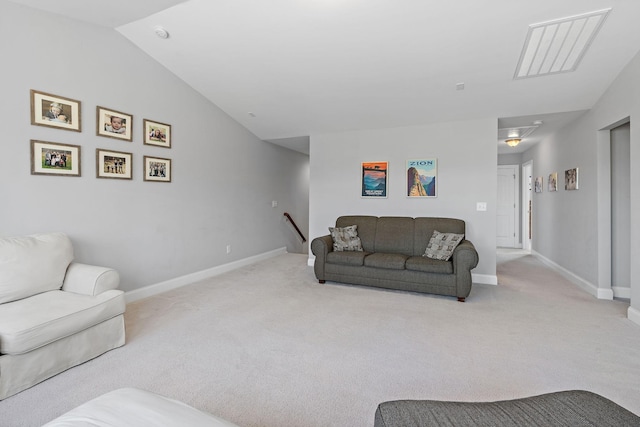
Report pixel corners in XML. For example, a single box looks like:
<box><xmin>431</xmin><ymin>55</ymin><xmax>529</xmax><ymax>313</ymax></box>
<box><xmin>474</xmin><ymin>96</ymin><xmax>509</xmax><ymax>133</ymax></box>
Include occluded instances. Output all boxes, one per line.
<box><xmin>361</xmin><ymin>161</ymin><xmax>388</xmax><ymax>198</ymax></box>
<box><xmin>407</xmin><ymin>159</ymin><xmax>437</xmax><ymax>198</ymax></box>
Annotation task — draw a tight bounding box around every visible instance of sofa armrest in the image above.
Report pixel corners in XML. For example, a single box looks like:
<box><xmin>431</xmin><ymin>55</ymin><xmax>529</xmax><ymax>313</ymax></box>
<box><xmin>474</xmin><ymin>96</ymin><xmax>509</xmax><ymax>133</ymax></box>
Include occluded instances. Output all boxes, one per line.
<box><xmin>451</xmin><ymin>240</ymin><xmax>479</xmax><ymax>299</ymax></box>
<box><xmin>311</xmin><ymin>235</ymin><xmax>334</xmax><ymax>281</ymax></box>
<box><xmin>452</xmin><ymin>240</ymin><xmax>479</xmax><ymax>270</ymax></box>
<box><xmin>62</xmin><ymin>262</ymin><xmax>120</xmax><ymax>296</ymax></box>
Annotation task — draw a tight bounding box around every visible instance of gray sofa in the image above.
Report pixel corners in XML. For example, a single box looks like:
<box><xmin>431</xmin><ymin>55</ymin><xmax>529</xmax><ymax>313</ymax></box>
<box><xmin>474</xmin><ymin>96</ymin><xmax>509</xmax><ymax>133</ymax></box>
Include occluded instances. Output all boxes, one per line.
<box><xmin>311</xmin><ymin>216</ymin><xmax>478</xmax><ymax>301</ymax></box>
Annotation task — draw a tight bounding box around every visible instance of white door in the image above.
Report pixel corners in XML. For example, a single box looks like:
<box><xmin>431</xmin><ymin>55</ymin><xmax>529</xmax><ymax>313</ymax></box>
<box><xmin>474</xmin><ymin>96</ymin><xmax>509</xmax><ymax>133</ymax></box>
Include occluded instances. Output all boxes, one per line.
<box><xmin>522</xmin><ymin>161</ymin><xmax>533</xmax><ymax>251</ymax></box>
<box><xmin>497</xmin><ymin>165</ymin><xmax>518</xmax><ymax>248</ymax></box>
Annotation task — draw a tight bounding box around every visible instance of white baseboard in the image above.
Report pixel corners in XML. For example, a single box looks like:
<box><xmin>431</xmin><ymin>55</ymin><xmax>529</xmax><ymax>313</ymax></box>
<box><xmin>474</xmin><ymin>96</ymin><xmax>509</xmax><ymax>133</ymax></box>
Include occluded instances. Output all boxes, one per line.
<box><xmin>473</xmin><ymin>274</ymin><xmax>498</xmax><ymax>285</ymax></box>
<box><xmin>125</xmin><ymin>247</ymin><xmax>287</xmax><ymax>303</ymax></box>
<box><xmin>612</xmin><ymin>286</ymin><xmax>632</xmax><ymax>299</ymax></box>
<box><xmin>531</xmin><ymin>250</ymin><xmax>613</xmax><ymax>300</ymax></box>
<box><xmin>628</xmin><ymin>306</ymin><xmax>640</xmax><ymax>327</ymax></box>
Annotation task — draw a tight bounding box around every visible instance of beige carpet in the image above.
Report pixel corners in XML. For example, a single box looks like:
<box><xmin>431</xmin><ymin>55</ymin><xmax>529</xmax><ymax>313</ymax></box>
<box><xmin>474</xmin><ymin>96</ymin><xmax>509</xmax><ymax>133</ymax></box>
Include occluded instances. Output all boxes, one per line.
<box><xmin>1</xmin><ymin>251</ymin><xmax>639</xmax><ymax>426</ymax></box>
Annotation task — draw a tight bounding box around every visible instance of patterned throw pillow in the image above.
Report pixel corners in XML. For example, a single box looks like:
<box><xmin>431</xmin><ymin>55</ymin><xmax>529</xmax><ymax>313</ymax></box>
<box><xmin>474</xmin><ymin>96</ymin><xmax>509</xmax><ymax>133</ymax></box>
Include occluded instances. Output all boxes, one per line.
<box><xmin>329</xmin><ymin>225</ymin><xmax>363</xmax><ymax>252</ymax></box>
<box><xmin>423</xmin><ymin>230</ymin><xmax>464</xmax><ymax>261</ymax></box>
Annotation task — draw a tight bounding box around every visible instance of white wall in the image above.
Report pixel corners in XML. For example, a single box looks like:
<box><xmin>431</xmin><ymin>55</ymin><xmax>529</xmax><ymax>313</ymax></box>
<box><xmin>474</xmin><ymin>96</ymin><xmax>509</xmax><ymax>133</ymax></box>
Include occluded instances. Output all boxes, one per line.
<box><xmin>522</xmin><ymin>49</ymin><xmax>640</xmax><ymax>324</ymax></box>
<box><xmin>309</xmin><ymin>118</ymin><xmax>498</xmax><ymax>283</ymax></box>
<box><xmin>0</xmin><ymin>1</ymin><xmax>309</xmax><ymax>292</ymax></box>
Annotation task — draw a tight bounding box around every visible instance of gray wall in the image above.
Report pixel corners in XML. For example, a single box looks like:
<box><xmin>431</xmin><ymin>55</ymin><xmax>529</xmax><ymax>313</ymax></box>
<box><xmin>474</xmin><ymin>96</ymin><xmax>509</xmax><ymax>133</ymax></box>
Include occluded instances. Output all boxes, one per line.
<box><xmin>0</xmin><ymin>1</ymin><xmax>309</xmax><ymax>292</ymax></box>
<box><xmin>522</xmin><ymin>49</ymin><xmax>640</xmax><ymax>320</ymax></box>
<box><xmin>611</xmin><ymin>123</ymin><xmax>631</xmax><ymax>291</ymax></box>
<box><xmin>309</xmin><ymin>118</ymin><xmax>498</xmax><ymax>283</ymax></box>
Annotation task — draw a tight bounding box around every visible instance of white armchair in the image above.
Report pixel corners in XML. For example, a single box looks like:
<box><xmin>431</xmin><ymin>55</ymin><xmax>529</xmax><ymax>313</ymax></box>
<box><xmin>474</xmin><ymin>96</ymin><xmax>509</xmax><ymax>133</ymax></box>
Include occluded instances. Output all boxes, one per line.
<box><xmin>0</xmin><ymin>232</ymin><xmax>126</xmax><ymax>400</ymax></box>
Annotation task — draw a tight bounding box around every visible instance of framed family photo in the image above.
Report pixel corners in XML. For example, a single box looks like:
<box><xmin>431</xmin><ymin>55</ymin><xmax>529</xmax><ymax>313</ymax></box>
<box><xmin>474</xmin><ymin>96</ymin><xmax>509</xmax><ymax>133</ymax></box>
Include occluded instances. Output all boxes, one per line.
<box><xmin>144</xmin><ymin>156</ymin><xmax>171</xmax><ymax>182</ymax></box>
<box><xmin>31</xmin><ymin>140</ymin><xmax>81</xmax><ymax>177</ymax></box>
<box><xmin>361</xmin><ymin>161</ymin><xmax>388</xmax><ymax>198</ymax></box>
<box><xmin>97</xmin><ymin>106</ymin><xmax>133</xmax><ymax>141</ymax></box>
<box><xmin>407</xmin><ymin>159</ymin><xmax>437</xmax><ymax>198</ymax></box>
<box><xmin>144</xmin><ymin>119</ymin><xmax>171</xmax><ymax>148</ymax></box>
<box><xmin>30</xmin><ymin>90</ymin><xmax>81</xmax><ymax>132</ymax></box>
<box><xmin>96</xmin><ymin>149</ymin><xmax>132</xmax><ymax>180</ymax></box>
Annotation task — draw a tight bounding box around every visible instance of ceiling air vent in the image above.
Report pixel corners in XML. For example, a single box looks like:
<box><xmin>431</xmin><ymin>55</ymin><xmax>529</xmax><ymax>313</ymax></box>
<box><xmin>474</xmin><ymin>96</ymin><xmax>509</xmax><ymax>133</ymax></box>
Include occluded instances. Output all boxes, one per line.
<box><xmin>514</xmin><ymin>8</ymin><xmax>611</xmax><ymax>79</ymax></box>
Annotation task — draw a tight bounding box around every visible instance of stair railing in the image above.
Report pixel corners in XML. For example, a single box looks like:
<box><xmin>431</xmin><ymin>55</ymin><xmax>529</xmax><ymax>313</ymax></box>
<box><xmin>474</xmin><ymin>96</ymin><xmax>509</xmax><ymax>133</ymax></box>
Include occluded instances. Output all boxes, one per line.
<box><xmin>283</xmin><ymin>212</ymin><xmax>306</xmax><ymax>243</ymax></box>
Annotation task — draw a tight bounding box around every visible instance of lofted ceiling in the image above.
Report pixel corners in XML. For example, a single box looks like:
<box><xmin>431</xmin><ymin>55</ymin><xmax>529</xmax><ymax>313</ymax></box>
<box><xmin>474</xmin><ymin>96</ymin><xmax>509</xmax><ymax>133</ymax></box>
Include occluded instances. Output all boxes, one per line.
<box><xmin>11</xmin><ymin>1</ymin><xmax>640</xmax><ymax>155</ymax></box>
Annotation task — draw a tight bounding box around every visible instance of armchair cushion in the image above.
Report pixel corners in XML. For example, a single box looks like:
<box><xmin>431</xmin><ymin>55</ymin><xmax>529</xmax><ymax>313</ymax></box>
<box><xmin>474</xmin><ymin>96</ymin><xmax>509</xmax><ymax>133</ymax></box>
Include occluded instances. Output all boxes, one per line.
<box><xmin>0</xmin><ymin>289</ymin><xmax>125</xmax><ymax>355</ymax></box>
<box><xmin>0</xmin><ymin>232</ymin><xmax>73</xmax><ymax>304</ymax></box>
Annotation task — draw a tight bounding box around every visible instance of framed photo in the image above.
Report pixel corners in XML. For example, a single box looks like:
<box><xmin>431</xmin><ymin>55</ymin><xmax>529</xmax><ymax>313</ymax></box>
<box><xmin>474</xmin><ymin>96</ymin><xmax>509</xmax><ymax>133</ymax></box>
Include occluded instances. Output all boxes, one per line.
<box><xmin>548</xmin><ymin>172</ymin><xmax>558</xmax><ymax>192</ymax></box>
<box><xmin>30</xmin><ymin>90</ymin><xmax>81</xmax><ymax>132</ymax></box>
<box><xmin>361</xmin><ymin>161</ymin><xmax>388</xmax><ymax>198</ymax></box>
<box><xmin>96</xmin><ymin>149</ymin><xmax>132</xmax><ymax>180</ymax></box>
<box><xmin>144</xmin><ymin>119</ymin><xmax>171</xmax><ymax>148</ymax></box>
<box><xmin>565</xmin><ymin>167</ymin><xmax>579</xmax><ymax>190</ymax></box>
<box><xmin>144</xmin><ymin>156</ymin><xmax>171</xmax><ymax>183</ymax></box>
<box><xmin>534</xmin><ymin>176</ymin><xmax>543</xmax><ymax>193</ymax></box>
<box><xmin>31</xmin><ymin>140</ymin><xmax>81</xmax><ymax>177</ymax></box>
<box><xmin>97</xmin><ymin>106</ymin><xmax>133</xmax><ymax>141</ymax></box>
<box><xmin>407</xmin><ymin>159</ymin><xmax>437</xmax><ymax>198</ymax></box>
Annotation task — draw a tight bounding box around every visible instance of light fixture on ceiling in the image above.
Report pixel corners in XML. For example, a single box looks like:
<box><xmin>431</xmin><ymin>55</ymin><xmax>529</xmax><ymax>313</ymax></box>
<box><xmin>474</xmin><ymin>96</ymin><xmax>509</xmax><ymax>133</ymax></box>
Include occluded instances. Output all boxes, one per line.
<box><xmin>154</xmin><ymin>26</ymin><xmax>170</xmax><ymax>39</ymax></box>
<box><xmin>505</xmin><ymin>138</ymin><xmax>522</xmax><ymax>147</ymax></box>
<box><xmin>514</xmin><ymin>8</ymin><xmax>611</xmax><ymax>79</ymax></box>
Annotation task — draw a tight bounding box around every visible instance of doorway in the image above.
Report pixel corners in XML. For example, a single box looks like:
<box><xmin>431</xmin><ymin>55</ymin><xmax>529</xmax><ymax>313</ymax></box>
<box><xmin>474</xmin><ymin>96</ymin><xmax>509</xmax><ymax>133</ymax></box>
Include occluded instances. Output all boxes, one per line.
<box><xmin>611</xmin><ymin>122</ymin><xmax>631</xmax><ymax>298</ymax></box>
<box><xmin>497</xmin><ymin>165</ymin><xmax>519</xmax><ymax>248</ymax></box>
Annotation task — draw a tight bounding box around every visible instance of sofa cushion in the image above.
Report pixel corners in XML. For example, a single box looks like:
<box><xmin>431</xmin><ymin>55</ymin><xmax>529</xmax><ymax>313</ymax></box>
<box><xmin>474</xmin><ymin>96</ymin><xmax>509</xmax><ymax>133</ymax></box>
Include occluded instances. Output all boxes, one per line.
<box><xmin>327</xmin><ymin>251</ymin><xmax>370</xmax><ymax>266</ymax></box>
<box><xmin>364</xmin><ymin>253</ymin><xmax>409</xmax><ymax>270</ymax></box>
<box><xmin>0</xmin><ymin>289</ymin><xmax>125</xmax><ymax>355</ymax></box>
<box><xmin>374</xmin><ymin>217</ymin><xmax>414</xmax><ymax>254</ymax></box>
<box><xmin>405</xmin><ymin>256</ymin><xmax>453</xmax><ymax>274</ymax></box>
<box><xmin>0</xmin><ymin>232</ymin><xmax>74</xmax><ymax>304</ymax></box>
<box><xmin>329</xmin><ymin>225</ymin><xmax>363</xmax><ymax>251</ymax></box>
<box><xmin>423</xmin><ymin>230</ymin><xmax>464</xmax><ymax>261</ymax></box>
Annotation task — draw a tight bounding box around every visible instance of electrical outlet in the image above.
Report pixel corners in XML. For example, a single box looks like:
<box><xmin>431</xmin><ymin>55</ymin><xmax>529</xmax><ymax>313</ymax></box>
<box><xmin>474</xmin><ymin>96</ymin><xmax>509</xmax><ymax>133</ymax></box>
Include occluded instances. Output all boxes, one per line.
<box><xmin>226</xmin><ymin>245</ymin><xmax>232</xmax><ymax>254</ymax></box>
<box><xmin>476</xmin><ymin>202</ymin><xmax>487</xmax><ymax>211</ymax></box>
<box><xmin>272</xmin><ymin>200</ymin><xmax>278</xmax><ymax>208</ymax></box>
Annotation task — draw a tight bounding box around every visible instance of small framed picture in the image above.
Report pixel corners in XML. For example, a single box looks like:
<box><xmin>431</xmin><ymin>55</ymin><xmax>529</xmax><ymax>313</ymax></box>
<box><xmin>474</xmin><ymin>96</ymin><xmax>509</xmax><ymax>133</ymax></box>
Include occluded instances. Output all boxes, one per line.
<box><xmin>565</xmin><ymin>167</ymin><xmax>579</xmax><ymax>190</ymax></box>
<box><xmin>31</xmin><ymin>140</ymin><xmax>81</xmax><ymax>177</ymax></box>
<box><xmin>534</xmin><ymin>176</ymin><xmax>543</xmax><ymax>193</ymax></box>
<box><xmin>407</xmin><ymin>159</ymin><xmax>437</xmax><ymax>198</ymax></box>
<box><xmin>96</xmin><ymin>149</ymin><xmax>132</xmax><ymax>180</ymax></box>
<box><xmin>548</xmin><ymin>172</ymin><xmax>558</xmax><ymax>192</ymax></box>
<box><xmin>30</xmin><ymin>90</ymin><xmax>81</xmax><ymax>132</ymax></box>
<box><xmin>144</xmin><ymin>156</ymin><xmax>171</xmax><ymax>183</ymax></box>
<box><xmin>143</xmin><ymin>119</ymin><xmax>171</xmax><ymax>148</ymax></box>
<box><xmin>97</xmin><ymin>106</ymin><xmax>133</xmax><ymax>141</ymax></box>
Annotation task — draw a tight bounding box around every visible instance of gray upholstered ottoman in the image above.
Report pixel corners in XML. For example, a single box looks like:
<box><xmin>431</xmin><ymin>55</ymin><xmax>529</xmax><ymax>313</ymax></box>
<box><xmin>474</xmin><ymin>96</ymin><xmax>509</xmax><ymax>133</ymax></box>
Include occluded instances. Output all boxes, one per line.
<box><xmin>374</xmin><ymin>390</ymin><xmax>640</xmax><ymax>426</ymax></box>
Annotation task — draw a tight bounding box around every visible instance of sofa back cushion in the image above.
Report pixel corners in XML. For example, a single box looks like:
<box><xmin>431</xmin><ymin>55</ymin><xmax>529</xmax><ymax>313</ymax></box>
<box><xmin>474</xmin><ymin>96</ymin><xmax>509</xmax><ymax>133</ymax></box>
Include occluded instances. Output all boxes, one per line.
<box><xmin>414</xmin><ymin>218</ymin><xmax>465</xmax><ymax>256</ymax></box>
<box><xmin>0</xmin><ymin>232</ymin><xmax>74</xmax><ymax>304</ymax></box>
<box><xmin>374</xmin><ymin>217</ymin><xmax>415</xmax><ymax>255</ymax></box>
<box><xmin>336</xmin><ymin>216</ymin><xmax>378</xmax><ymax>252</ymax></box>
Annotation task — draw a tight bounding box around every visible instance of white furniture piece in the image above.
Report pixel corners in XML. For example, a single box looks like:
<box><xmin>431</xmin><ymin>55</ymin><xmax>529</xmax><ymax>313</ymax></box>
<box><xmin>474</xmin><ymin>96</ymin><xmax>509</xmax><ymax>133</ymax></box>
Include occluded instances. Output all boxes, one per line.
<box><xmin>43</xmin><ymin>388</ymin><xmax>240</xmax><ymax>426</ymax></box>
<box><xmin>0</xmin><ymin>232</ymin><xmax>126</xmax><ymax>400</ymax></box>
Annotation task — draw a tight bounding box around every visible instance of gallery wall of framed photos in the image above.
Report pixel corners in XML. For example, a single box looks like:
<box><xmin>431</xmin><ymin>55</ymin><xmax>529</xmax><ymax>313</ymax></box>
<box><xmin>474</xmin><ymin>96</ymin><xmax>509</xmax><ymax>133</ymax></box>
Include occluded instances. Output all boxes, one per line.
<box><xmin>29</xmin><ymin>89</ymin><xmax>172</xmax><ymax>183</ymax></box>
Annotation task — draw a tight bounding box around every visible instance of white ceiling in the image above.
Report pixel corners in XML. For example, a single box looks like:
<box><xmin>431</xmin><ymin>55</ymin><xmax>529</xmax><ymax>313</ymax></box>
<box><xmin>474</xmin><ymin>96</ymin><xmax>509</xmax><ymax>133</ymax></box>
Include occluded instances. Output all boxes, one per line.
<box><xmin>13</xmin><ymin>1</ymin><xmax>640</xmax><ymax>155</ymax></box>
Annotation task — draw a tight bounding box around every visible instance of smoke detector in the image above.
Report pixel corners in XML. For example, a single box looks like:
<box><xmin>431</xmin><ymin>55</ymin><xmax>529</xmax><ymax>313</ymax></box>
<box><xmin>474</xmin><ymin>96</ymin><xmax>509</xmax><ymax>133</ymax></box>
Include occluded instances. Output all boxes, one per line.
<box><xmin>154</xmin><ymin>26</ymin><xmax>170</xmax><ymax>39</ymax></box>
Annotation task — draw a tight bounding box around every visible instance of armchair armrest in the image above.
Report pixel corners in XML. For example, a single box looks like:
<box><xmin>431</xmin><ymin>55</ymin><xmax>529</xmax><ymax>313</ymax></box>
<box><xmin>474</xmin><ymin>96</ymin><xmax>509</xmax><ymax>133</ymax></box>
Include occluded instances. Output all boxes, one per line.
<box><xmin>62</xmin><ymin>262</ymin><xmax>120</xmax><ymax>296</ymax></box>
